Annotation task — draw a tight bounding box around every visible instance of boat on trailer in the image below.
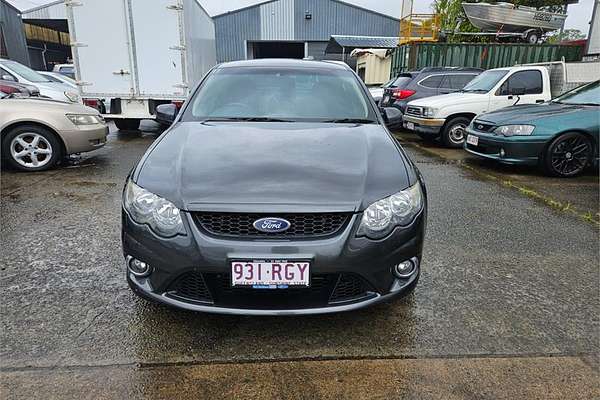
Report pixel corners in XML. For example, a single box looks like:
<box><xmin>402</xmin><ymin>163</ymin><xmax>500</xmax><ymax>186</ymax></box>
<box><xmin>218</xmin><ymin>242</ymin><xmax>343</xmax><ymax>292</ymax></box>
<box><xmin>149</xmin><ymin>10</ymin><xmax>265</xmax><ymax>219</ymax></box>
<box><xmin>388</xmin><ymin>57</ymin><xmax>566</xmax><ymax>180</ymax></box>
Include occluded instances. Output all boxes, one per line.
<box><xmin>461</xmin><ymin>2</ymin><xmax>567</xmax><ymax>42</ymax></box>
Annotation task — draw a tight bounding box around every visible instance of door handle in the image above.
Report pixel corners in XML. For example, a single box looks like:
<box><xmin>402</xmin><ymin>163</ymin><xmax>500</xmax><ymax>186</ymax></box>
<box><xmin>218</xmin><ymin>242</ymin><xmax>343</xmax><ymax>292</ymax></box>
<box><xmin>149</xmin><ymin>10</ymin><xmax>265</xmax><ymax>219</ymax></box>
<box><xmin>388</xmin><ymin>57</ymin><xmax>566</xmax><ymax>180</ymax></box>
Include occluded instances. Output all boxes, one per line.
<box><xmin>536</xmin><ymin>99</ymin><xmax>544</xmax><ymax>104</ymax></box>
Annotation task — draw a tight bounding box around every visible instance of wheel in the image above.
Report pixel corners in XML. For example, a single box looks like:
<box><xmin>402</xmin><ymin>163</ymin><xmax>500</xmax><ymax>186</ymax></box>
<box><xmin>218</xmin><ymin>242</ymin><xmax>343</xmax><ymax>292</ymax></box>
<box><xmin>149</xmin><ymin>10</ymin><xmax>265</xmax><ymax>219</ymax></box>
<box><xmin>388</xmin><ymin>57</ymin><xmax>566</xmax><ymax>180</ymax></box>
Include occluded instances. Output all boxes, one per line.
<box><xmin>114</xmin><ymin>118</ymin><xmax>141</xmax><ymax>132</ymax></box>
<box><xmin>2</xmin><ymin>125</ymin><xmax>62</xmax><ymax>172</ymax></box>
<box><xmin>544</xmin><ymin>132</ymin><xmax>593</xmax><ymax>177</ymax></box>
<box><xmin>526</xmin><ymin>30</ymin><xmax>540</xmax><ymax>44</ymax></box>
<box><xmin>441</xmin><ymin>117</ymin><xmax>471</xmax><ymax>148</ymax></box>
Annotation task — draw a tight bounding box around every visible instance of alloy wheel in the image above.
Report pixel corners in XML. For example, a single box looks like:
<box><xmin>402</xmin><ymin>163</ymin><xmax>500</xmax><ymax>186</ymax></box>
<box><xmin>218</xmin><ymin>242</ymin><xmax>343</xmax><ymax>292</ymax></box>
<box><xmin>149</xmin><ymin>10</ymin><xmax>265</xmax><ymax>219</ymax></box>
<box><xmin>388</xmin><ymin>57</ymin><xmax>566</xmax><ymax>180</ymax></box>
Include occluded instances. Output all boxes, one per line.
<box><xmin>448</xmin><ymin>123</ymin><xmax>467</xmax><ymax>145</ymax></box>
<box><xmin>9</xmin><ymin>132</ymin><xmax>53</xmax><ymax>169</ymax></box>
<box><xmin>549</xmin><ymin>135</ymin><xmax>591</xmax><ymax>177</ymax></box>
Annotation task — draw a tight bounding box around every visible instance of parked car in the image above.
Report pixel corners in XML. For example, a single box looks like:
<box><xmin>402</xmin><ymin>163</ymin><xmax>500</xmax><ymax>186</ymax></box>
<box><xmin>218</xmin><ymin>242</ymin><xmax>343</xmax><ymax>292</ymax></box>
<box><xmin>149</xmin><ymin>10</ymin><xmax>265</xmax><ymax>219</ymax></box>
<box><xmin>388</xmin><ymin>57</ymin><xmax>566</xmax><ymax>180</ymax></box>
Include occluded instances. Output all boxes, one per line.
<box><xmin>464</xmin><ymin>80</ymin><xmax>599</xmax><ymax>177</ymax></box>
<box><xmin>0</xmin><ymin>59</ymin><xmax>81</xmax><ymax>104</ymax></box>
<box><xmin>380</xmin><ymin>67</ymin><xmax>482</xmax><ymax>129</ymax></box>
<box><xmin>0</xmin><ymin>92</ymin><xmax>107</xmax><ymax>171</ymax></box>
<box><xmin>123</xmin><ymin>59</ymin><xmax>427</xmax><ymax>315</ymax></box>
<box><xmin>52</xmin><ymin>63</ymin><xmax>75</xmax><ymax>79</ymax></box>
<box><xmin>403</xmin><ymin>64</ymin><xmax>598</xmax><ymax>148</ymax></box>
<box><xmin>37</xmin><ymin>71</ymin><xmax>78</xmax><ymax>89</ymax></box>
<box><xmin>0</xmin><ymin>80</ymin><xmax>40</xmax><ymax>97</ymax></box>
<box><xmin>367</xmin><ymin>78</ymin><xmax>396</xmax><ymax>105</ymax></box>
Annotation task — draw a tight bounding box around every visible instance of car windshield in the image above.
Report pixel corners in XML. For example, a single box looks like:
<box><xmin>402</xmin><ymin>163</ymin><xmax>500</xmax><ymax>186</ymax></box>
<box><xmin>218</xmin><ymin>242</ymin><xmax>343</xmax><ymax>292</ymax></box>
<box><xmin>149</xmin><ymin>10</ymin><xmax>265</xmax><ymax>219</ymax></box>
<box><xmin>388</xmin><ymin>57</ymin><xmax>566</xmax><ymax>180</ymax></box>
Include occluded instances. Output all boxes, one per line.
<box><xmin>184</xmin><ymin>67</ymin><xmax>376</xmax><ymax>123</ymax></box>
<box><xmin>462</xmin><ymin>70</ymin><xmax>509</xmax><ymax>92</ymax></box>
<box><xmin>553</xmin><ymin>81</ymin><xmax>600</xmax><ymax>106</ymax></box>
<box><xmin>1</xmin><ymin>60</ymin><xmax>51</xmax><ymax>83</ymax></box>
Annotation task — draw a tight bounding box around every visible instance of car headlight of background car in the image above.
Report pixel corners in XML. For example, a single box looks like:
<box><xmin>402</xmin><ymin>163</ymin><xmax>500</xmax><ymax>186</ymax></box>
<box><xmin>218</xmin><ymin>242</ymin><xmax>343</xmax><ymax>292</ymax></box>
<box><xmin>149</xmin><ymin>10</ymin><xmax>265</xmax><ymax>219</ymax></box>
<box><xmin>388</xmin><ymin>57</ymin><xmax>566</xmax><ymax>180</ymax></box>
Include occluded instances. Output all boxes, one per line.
<box><xmin>494</xmin><ymin>124</ymin><xmax>535</xmax><ymax>136</ymax></box>
<box><xmin>357</xmin><ymin>183</ymin><xmax>423</xmax><ymax>239</ymax></box>
<box><xmin>422</xmin><ymin>107</ymin><xmax>437</xmax><ymax>117</ymax></box>
<box><xmin>123</xmin><ymin>180</ymin><xmax>185</xmax><ymax>237</ymax></box>
<box><xmin>66</xmin><ymin>114</ymin><xmax>105</xmax><ymax>125</ymax></box>
<box><xmin>64</xmin><ymin>91</ymin><xmax>80</xmax><ymax>103</ymax></box>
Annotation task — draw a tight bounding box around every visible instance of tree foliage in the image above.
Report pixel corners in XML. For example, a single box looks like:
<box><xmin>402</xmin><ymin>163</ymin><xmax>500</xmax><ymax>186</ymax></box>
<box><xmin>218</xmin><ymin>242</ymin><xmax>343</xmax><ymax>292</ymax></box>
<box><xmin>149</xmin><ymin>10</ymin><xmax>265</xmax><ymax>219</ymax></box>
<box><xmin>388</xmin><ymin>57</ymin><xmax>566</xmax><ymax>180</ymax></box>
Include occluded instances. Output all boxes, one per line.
<box><xmin>546</xmin><ymin>29</ymin><xmax>586</xmax><ymax>43</ymax></box>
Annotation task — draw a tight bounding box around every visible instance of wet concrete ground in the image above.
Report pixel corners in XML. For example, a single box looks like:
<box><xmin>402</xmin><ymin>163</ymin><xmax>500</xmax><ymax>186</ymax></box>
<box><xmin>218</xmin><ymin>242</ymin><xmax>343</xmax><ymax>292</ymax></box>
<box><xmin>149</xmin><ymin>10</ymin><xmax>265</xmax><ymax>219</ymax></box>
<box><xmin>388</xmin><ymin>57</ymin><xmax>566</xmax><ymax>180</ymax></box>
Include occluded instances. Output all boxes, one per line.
<box><xmin>1</xmin><ymin>123</ymin><xmax>599</xmax><ymax>399</ymax></box>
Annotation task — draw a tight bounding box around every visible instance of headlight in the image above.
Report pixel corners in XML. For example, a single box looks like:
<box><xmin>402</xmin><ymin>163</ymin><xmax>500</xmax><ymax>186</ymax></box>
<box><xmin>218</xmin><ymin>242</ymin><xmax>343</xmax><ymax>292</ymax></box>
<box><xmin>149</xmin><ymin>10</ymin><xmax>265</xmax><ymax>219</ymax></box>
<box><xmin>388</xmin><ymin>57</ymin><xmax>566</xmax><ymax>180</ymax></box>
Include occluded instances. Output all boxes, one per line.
<box><xmin>494</xmin><ymin>124</ymin><xmax>535</xmax><ymax>136</ymax></box>
<box><xmin>357</xmin><ymin>183</ymin><xmax>423</xmax><ymax>239</ymax></box>
<box><xmin>66</xmin><ymin>114</ymin><xmax>104</xmax><ymax>125</ymax></box>
<box><xmin>422</xmin><ymin>107</ymin><xmax>437</xmax><ymax>117</ymax></box>
<box><xmin>123</xmin><ymin>180</ymin><xmax>185</xmax><ymax>237</ymax></box>
<box><xmin>64</xmin><ymin>91</ymin><xmax>80</xmax><ymax>103</ymax></box>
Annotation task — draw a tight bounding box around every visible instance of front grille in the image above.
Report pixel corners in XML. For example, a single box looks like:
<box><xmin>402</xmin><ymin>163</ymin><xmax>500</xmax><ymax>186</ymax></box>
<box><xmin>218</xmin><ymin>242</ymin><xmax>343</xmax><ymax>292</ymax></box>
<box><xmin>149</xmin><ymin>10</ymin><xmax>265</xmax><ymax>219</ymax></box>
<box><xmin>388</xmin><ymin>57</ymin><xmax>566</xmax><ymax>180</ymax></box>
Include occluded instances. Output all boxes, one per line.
<box><xmin>167</xmin><ymin>272</ymin><xmax>213</xmax><ymax>303</ymax></box>
<box><xmin>330</xmin><ymin>274</ymin><xmax>372</xmax><ymax>303</ymax></box>
<box><xmin>194</xmin><ymin>213</ymin><xmax>350</xmax><ymax>239</ymax></box>
<box><xmin>466</xmin><ymin>143</ymin><xmax>500</xmax><ymax>155</ymax></box>
<box><xmin>472</xmin><ymin>120</ymin><xmax>496</xmax><ymax>133</ymax></box>
<box><xmin>406</xmin><ymin>106</ymin><xmax>422</xmax><ymax>117</ymax></box>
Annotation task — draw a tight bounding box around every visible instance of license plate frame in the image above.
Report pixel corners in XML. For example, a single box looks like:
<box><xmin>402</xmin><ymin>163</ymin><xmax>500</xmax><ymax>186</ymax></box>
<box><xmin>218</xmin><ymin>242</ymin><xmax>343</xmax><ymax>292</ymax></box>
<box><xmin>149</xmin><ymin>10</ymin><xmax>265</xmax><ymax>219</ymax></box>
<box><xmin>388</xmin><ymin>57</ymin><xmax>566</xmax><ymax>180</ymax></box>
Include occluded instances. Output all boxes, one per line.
<box><xmin>230</xmin><ymin>260</ymin><xmax>310</xmax><ymax>288</ymax></box>
<box><xmin>382</xmin><ymin>95</ymin><xmax>390</xmax><ymax>104</ymax></box>
<box><xmin>467</xmin><ymin>134</ymin><xmax>479</xmax><ymax>146</ymax></box>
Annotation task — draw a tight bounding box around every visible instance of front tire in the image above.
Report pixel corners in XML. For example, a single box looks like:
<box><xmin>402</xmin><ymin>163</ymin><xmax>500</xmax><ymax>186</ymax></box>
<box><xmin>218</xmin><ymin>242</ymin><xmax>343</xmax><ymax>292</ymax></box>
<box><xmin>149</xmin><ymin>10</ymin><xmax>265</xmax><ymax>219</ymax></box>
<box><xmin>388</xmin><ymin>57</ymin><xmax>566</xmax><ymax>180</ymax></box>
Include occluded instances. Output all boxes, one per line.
<box><xmin>441</xmin><ymin>117</ymin><xmax>471</xmax><ymax>148</ymax></box>
<box><xmin>544</xmin><ymin>132</ymin><xmax>592</xmax><ymax>177</ymax></box>
<box><xmin>114</xmin><ymin>118</ymin><xmax>141</xmax><ymax>132</ymax></box>
<box><xmin>526</xmin><ymin>30</ymin><xmax>540</xmax><ymax>44</ymax></box>
<box><xmin>2</xmin><ymin>125</ymin><xmax>62</xmax><ymax>172</ymax></box>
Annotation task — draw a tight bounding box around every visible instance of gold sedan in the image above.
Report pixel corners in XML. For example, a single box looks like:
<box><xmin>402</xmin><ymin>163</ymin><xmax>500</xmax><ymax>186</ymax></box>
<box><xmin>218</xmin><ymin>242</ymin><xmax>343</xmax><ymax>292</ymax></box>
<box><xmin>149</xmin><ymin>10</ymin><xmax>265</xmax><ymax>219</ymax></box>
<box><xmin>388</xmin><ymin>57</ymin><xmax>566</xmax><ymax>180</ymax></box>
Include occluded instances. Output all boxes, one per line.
<box><xmin>0</xmin><ymin>92</ymin><xmax>108</xmax><ymax>171</ymax></box>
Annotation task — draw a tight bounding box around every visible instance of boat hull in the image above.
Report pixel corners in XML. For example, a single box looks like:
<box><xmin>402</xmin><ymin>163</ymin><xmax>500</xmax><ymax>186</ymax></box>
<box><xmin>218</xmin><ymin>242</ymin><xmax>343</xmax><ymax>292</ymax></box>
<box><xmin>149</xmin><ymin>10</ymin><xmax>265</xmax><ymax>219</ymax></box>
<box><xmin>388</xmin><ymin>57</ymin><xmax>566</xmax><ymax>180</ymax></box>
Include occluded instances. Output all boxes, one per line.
<box><xmin>462</xmin><ymin>2</ymin><xmax>566</xmax><ymax>32</ymax></box>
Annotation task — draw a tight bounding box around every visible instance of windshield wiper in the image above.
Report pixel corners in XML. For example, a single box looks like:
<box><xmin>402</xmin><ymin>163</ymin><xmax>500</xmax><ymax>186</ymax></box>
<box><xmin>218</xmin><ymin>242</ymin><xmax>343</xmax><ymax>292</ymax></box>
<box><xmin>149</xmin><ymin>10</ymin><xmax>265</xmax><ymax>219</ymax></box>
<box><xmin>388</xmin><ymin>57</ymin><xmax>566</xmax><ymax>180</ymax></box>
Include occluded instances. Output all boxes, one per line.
<box><xmin>322</xmin><ymin>118</ymin><xmax>376</xmax><ymax>124</ymax></box>
<box><xmin>202</xmin><ymin>116</ymin><xmax>294</xmax><ymax>122</ymax></box>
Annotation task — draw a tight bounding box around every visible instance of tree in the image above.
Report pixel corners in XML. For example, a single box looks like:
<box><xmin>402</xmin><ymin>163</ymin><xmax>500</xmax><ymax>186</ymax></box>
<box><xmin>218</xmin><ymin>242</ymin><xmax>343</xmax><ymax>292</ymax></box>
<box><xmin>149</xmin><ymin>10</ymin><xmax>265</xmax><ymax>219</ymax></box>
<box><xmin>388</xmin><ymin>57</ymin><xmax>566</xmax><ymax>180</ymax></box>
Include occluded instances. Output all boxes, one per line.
<box><xmin>546</xmin><ymin>29</ymin><xmax>586</xmax><ymax>43</ymax></box>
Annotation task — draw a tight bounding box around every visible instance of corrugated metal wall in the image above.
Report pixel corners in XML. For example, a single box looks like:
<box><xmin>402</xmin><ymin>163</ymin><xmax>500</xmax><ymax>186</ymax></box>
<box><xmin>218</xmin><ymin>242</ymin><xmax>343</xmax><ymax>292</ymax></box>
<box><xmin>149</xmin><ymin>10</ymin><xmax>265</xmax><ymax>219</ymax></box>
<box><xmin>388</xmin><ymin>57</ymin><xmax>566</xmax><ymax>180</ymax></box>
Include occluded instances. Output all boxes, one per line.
<box><xmin>215</xmin><ymin>0</ymin><xmax>399</xmax><ymax>62</ymax></box>
<box><xmin>390</xmin><ymin>43</ymin><xmax>585</xmax><ymax>76</ymax></box>
<box><xmin>0</xmin><ymin>0</ymin><xmax>30</xmax><ymax>66</ymax></box>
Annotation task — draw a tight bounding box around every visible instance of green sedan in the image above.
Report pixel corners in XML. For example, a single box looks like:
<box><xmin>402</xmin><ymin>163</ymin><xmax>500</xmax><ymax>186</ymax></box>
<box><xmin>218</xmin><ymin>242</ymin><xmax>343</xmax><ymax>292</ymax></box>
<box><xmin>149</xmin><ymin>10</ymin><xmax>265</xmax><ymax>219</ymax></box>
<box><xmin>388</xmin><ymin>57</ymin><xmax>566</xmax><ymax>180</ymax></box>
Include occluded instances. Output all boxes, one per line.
<box><xmin>464</xmin><ymin>81</ymin><xmax>599</xmax><ymax>177</ymax></box>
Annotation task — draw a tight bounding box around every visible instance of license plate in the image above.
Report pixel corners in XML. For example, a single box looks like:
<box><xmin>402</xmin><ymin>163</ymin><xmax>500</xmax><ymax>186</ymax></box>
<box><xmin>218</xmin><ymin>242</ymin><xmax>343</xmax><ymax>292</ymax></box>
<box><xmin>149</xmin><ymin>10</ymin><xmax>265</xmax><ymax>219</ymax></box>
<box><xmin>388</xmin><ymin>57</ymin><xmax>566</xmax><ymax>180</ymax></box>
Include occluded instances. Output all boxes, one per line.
<box><xmin>467</xmin><ymin>134</ymin><xmax>479</xmax><ymax>146</ymax></box>
<box><xmin>383</xmin><ymin>95</ymin><xmax>390</xmax><ymax>104</ymax></box>
<box><xmin>231</xmin><ymin>260</ymin><xmax>310</xmax><ymax>288</ymax></box>
<box><xmin>406</xmin><ymin>122</ymin><xmax>415</xmax><ymax>130</ymax></box>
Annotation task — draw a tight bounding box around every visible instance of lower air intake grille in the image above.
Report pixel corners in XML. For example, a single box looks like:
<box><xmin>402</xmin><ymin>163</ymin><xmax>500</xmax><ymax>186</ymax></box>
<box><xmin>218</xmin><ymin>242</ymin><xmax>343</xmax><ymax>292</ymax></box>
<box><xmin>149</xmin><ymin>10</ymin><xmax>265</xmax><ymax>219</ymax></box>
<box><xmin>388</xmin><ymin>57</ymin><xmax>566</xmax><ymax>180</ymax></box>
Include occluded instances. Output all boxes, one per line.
<box><xmin>330</xmin><ymin>274</ymin><xmax>371</xmax><ymax>303</ymax></box>
<box><xmin>168</xmin><ymin>272</ymin><xmax>212</xmax><ymax>303</ymax></box>
<box><xmin>193</xmin><ymin>213</ymin><xmax>350</xmax><ymax>239</ymax></box>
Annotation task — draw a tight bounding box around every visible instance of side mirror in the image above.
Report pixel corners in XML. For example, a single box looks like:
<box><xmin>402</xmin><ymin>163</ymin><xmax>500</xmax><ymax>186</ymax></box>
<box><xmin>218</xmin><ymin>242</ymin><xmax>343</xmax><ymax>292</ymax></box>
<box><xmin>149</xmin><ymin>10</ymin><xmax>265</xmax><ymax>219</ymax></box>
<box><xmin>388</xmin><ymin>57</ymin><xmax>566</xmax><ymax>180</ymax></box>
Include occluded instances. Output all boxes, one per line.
<box><xmin>381</xmin><ymin>107</ymin><xmax>402</xmax><ymax>124</ymax></box>
<box><xmin>510</xmin><ymin>86</ymin><xmax>526</xmax><ymax>96</ymax></box>
<box><xmin>1</xmin><ymin>74</ymin><xmax>17</xmax><ymax>82</ymax></box>
<box><xmin>155</xmin><ymin>103</ymin><xmax>178</xmax><ymax>126</ymax></box>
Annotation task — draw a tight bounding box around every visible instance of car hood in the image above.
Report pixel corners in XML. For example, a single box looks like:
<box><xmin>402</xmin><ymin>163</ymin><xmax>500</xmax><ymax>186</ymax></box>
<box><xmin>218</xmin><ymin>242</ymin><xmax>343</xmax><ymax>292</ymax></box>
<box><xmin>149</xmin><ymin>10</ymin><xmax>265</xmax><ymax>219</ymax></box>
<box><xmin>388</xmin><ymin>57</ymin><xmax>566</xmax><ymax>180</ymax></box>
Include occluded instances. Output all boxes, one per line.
<box><xmin>135</xmin><ymin>122</ymin><xmax>411</xmax><ymax>212</ymax></box>
<box><xmin>34</xmin><ymin>81</ymin><xmax>74</xmax><ymax>93</ymax></box>
<box><xmin>475</xmin><ymin>102</ymin><xmax>587</xmax><ymax>124</ymax></box>
<box><xmin>408</xmin><ymin>92</ymin><xmax>486</xmax><ymax>108</ymax></box>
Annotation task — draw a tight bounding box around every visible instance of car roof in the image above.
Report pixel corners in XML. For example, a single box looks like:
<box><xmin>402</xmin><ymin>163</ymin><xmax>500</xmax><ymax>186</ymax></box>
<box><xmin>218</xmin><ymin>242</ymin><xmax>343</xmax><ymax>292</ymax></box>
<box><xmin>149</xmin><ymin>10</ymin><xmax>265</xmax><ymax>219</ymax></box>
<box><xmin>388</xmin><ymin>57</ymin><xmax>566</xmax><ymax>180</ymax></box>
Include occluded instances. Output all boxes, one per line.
<box><xmin>216</xmin><ymin>58</ymin><xmax>351</xmax><ymax>71</ymax></box>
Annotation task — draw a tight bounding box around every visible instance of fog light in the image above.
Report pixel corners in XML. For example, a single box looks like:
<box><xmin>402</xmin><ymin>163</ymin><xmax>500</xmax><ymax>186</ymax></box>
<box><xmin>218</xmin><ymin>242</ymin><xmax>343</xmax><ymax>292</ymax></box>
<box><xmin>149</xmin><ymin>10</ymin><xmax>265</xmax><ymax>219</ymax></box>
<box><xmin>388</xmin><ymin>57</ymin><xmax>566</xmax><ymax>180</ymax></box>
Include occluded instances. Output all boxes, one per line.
<box><xmin>393</xmin><ymin>260</ymin><xmax>415</xmax><ymax>278</ymax></box>
<box><xmin>127</xmin><ymin>256</ymin><xmax>152</xmax><ymax>277</ymax></box>
<box><xmin>499</xmin><ymin>148</ymin><xmax>506</xmax><ymax>157</ymax></box>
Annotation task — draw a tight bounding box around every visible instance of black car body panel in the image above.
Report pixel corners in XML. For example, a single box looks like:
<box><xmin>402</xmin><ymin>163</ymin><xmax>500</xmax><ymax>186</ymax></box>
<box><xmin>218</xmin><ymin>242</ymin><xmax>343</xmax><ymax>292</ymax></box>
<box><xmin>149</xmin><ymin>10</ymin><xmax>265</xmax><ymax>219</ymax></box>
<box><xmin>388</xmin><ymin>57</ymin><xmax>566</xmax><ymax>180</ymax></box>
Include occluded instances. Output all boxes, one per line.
<box><xmin>123</xmin><ymin>59</ymin><xmax>427</xmax><ymax>315</ymax></box>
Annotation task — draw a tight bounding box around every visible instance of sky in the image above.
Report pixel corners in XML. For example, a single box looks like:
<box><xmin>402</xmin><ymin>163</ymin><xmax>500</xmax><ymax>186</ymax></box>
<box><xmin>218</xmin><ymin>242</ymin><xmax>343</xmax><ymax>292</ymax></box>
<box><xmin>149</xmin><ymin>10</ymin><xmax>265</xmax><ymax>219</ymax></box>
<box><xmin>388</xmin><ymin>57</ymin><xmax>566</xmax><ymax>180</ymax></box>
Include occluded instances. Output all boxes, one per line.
<box><xmin>7</xmin><ymin>0</ymin><xmax>595</xmax><ymax>34</ymax></box>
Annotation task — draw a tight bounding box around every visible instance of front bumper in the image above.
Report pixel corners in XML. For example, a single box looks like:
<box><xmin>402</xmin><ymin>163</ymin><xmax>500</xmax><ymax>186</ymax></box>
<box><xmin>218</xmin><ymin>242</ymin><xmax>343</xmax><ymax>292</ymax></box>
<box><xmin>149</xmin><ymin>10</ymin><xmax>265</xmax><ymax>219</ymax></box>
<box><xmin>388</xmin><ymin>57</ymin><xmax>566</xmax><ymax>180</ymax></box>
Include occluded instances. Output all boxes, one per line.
<box><xmin>464</xmin><ymin>128</ymin><xmax>548</xmax><ymax>165</ymax></box>
<box><xmin>402</xmin><ymin>115</ymin><xmax>445</xmax><ymax>136</ymax></box>
<box><xmin>122</xmin><ymin>207</ymin><xmax>426</xmax><ymax>315</ymax></box>
<box><xmin>62</xmin><ymin>124</ymin><xmax>109</xmax><ymax>154</ymax></box>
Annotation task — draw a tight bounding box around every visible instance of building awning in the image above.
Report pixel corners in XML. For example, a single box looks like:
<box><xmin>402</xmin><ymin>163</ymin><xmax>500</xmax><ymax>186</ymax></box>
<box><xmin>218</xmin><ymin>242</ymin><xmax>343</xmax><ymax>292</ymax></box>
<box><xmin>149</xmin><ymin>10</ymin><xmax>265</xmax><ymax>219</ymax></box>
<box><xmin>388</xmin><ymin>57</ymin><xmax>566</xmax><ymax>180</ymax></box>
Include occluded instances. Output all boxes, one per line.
<box><xmin>325</xmin><ymin>35</ymin><xmax>399</xmax><ymax>54</ymax></box>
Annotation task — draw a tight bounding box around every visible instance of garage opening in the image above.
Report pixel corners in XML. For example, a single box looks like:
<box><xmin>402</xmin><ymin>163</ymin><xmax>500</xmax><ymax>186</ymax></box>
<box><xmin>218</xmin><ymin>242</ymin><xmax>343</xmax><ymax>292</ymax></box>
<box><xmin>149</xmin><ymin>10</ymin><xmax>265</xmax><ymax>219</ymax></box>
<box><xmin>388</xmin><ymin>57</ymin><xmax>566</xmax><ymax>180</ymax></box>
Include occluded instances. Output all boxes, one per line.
<box><xmin>249</xmin><ymin>41</ymin><xmax>305</xmax><ymax>59</ymax></box>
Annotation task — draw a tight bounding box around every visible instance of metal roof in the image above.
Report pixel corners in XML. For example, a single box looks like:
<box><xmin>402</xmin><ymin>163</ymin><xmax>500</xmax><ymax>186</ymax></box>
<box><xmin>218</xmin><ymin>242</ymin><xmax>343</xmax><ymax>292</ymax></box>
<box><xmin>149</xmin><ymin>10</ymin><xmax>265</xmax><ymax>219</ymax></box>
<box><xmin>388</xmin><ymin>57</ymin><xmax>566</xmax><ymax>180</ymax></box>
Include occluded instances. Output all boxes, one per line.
<box><xmin>325</xmin><ymin>35</ymin><xmax>399</xmax><ymax>54</ymax></box>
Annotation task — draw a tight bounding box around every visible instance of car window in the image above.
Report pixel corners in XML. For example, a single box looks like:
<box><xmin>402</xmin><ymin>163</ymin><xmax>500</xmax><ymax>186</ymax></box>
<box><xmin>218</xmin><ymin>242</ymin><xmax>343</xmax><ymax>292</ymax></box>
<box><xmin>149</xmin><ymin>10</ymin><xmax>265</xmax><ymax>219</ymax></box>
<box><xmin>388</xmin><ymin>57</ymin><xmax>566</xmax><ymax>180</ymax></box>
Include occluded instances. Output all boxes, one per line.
<box><xmin>59</xmin><ymin>66</ymin><xmax>74</xmax><ymax>74</ymax></box>
<box><xmin>0</xmin><ymin>60</ymin><xmax>51</xmax><ymax>83</ymax></box>
<box><xmin>498</xmin><ymin>70</ymin><xmax>543</xmax><ymax>95</ymax></box>
<box><xmin>184</xmin><ymin>67</ymin><xmax>376</xmax><ymax>122</ymax></box>
<box><xmin>0</xmin><ymin>67</ymin><xmax>16</xmax><ymax>81</ymax></box>
<box><xmin>441</xmin><ymin>74</ymin><xmax>477</xmax><ymax>90</ymax></box>
<box><xmin>553</xmin><ymin>80</ymin><xmax>600</xmax><ymax>106</ymax></box>
<box><xmin>42</xmin><ymin>73</ymin><xmax>62</xmax><ymax>83</ymax></box>
<box><xmin>389</xmin><ymin>75</ymin><xmax>412</xmax><ymax>88</ymax></box>
<box><xmin>419</xmin><ymin>75</ymin><xmax>444</xmax><ymax>89</ymax></box>
<box><xmin>463</xmin><ymin>70</ymin><xmax>509</xmax><ymax>92</ymax></box>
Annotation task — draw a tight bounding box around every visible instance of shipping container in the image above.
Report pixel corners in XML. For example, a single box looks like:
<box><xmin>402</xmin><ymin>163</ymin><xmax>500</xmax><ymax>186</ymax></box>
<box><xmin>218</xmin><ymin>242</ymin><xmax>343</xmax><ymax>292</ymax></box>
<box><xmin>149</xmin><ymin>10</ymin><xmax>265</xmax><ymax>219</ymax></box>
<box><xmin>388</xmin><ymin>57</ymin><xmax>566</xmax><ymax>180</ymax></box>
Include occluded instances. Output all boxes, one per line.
<box><xmin>390</xmin><ymin>42</ymin><xmax>584</xmax><ymax>77</ymax></box>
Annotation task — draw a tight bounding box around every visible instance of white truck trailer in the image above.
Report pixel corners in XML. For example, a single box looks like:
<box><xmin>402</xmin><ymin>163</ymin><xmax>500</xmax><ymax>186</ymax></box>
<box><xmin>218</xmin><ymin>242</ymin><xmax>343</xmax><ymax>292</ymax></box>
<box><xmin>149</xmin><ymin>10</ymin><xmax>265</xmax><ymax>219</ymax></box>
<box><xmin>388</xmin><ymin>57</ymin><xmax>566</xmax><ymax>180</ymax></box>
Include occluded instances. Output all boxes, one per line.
<box><xmin>66</xmin><ymin>0</ymin><xmax>216</xmax><ymax>131</ymax></box>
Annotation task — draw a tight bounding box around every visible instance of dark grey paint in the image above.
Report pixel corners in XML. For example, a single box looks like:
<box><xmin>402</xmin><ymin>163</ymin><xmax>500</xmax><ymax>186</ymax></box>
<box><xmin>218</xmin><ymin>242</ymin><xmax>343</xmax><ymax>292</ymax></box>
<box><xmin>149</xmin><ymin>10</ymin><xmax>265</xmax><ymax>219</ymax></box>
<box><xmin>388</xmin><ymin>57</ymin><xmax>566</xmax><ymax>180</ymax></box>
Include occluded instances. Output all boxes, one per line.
<box><xmin>135</xmin><ymin>121</ymin><xmax>411</xmax><ymax>213</ymax></box>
